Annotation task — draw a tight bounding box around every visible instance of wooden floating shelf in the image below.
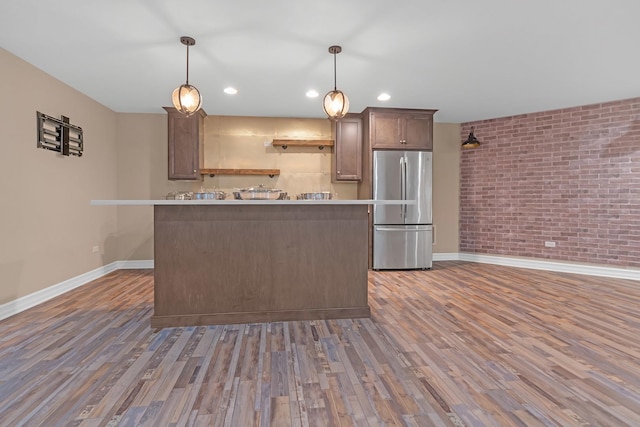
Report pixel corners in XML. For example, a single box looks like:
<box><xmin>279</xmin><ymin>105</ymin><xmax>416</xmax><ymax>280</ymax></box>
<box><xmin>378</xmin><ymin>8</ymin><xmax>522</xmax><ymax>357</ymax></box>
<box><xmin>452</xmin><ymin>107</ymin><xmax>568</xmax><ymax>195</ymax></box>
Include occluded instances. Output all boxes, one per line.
<box><xmin>272</xmin><ymin>139</ymin><xmax>334</xmax><ymax>150</ymax></box>
<box><xmin>200</xmin><ymin>168</ymin><xmax>280</xmax><ymax>178</ymax></box>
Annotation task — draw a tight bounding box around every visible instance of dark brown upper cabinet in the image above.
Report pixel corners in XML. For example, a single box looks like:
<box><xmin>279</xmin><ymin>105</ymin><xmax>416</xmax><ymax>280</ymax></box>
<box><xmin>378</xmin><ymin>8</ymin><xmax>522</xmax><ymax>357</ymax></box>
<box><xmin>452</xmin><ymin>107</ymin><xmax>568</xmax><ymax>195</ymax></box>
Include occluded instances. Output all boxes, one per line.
<box><xmin>364</xmin><ymin>107</ymin><xmax>436</xmax><ymax>150</ymax></box>
<box><xmin>332</xmin><ymin>113</ymin><xmax>363</xmax><ymax>181</ymax></box>
<box><xmin>164</xmin><ymin>107</ymin><xmax>206</xmax><ymax>180</ymax></box>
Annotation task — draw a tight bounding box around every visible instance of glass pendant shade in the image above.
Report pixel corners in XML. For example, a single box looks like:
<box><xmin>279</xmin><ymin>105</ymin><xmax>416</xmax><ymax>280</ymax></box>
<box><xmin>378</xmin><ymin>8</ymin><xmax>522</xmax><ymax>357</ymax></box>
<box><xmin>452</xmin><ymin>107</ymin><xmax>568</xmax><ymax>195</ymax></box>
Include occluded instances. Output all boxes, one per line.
<box><xmin>172</xmin><ymin>36</ymin><xmax>202</xmax><ymax>116</ymax></box>
<box><xmin>323</xmin><ymin>90</ymin><xmax>349</xmax><ymax>120</ymax></box>
<box><xmin>323</xmin><ymin>45</ymin><xmax>349</xmax><ymax>120</ymax></box>
<box><xmin>172</xmin><ymin>83</ymin><xmax>202</xmax><ymax>116</ymax></box>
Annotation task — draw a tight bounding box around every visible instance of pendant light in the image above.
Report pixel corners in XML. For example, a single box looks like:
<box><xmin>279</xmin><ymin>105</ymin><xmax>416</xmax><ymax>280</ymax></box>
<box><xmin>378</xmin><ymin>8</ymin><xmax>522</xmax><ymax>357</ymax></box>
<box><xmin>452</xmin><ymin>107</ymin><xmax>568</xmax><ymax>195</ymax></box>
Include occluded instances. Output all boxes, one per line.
<box><xmin>172</xmin><ymin>36</ymin><xmax>202</xmax><ymax>116</ymax></box>
<box><xmin>462</xmin><ymin>126</ymin><xmax>480</xmax><ymax>149</ymax></box>
<box><xmin>323</xmin><ymin>45</ymin><xmax>349</xmax><ymax>120</ymax></box>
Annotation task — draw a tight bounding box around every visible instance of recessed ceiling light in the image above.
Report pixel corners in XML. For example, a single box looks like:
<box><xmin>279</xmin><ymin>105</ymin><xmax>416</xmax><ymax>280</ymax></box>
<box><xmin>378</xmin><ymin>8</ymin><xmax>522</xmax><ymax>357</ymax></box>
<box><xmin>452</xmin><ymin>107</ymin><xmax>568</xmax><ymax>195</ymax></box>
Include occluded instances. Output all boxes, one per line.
<box><xmin>306</xmin><ymin>90</ymin><xmax>319</xmax><ymax>98</ymax></box>
<box><xmin>377</xmin><ymin>93</ymin><xmax>391</xmax><ymax>101</ymax></box>
<box><xmin>224</xmin><ymin>87</ymin><xmax>238</xmax><ymax>95</ymax></box>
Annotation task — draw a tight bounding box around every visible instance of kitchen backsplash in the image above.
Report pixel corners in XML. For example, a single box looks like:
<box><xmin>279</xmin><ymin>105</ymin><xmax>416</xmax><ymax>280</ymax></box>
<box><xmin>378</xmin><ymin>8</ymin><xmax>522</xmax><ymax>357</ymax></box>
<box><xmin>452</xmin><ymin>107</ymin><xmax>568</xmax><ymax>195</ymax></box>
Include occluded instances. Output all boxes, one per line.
<box><xmin>199</xmin><ymin>115</ymin><xmax>357</xmax><ymax>199</ymax></box>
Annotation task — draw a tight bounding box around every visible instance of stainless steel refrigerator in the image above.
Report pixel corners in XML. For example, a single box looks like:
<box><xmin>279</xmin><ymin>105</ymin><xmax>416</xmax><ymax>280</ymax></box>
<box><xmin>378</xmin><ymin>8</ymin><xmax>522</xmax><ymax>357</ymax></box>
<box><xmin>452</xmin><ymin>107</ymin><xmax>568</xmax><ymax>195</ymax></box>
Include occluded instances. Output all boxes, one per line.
<box><xmin>372</xmin><ymin>150</ymin><xmax>432</xmax><ymax>270</ymax></box>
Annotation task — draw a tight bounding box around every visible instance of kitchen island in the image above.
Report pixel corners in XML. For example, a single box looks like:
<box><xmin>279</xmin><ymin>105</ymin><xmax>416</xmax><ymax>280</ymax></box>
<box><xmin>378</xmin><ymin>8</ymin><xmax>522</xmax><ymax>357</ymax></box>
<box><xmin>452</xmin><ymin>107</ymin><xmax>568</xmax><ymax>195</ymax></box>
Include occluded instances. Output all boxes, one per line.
<box><xmin>91</xmin><ymin>199</ymin><xmax>412</xmax><ymax>327</ymax></box>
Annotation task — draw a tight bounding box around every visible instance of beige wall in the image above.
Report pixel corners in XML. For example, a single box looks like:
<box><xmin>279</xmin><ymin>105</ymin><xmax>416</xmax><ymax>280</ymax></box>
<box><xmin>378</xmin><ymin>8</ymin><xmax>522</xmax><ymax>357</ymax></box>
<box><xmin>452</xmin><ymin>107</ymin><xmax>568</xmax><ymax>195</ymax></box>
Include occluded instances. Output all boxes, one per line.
<box><xmin>0</xmin><ymin>48</ymin><xmax>119</xmax><ymax>304</ymax></box>
<box><xmin>114</xmin><ymin>113</ymin><xmax>166</xmax><ymax>260</ymax></box>
<box><xmin>433</xmin><ymin>123</ymin><xmax>461</xmax><ymax>253</ymax></box>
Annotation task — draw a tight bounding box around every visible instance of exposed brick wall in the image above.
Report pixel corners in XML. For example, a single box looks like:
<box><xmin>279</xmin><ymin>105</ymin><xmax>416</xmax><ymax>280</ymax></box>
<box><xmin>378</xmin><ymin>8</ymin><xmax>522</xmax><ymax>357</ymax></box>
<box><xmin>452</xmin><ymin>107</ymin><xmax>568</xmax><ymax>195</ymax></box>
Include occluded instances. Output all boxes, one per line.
<box><xmin>460</xmin><ymin>97</ymin><xmax>640</xmax><ymax>267</ymax></box>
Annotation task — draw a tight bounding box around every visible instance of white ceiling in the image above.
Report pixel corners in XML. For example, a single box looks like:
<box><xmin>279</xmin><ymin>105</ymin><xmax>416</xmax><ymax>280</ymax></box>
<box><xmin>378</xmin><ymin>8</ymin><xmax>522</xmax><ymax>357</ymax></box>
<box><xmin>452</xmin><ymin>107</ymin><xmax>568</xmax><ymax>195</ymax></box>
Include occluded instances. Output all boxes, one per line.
<box><xmin>2</xmin><ymin>0</ymin><xmax>639</xmax><ymax>123</ymax></box>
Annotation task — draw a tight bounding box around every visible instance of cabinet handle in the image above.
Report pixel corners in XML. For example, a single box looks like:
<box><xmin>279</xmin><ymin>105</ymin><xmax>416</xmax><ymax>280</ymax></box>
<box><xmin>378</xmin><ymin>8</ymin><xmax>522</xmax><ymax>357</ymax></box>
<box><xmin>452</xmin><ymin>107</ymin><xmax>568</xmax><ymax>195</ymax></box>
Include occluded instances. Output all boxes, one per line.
<box><xmin>193</xmin><ymin>169</ymin><xmax>196</xmax><ymax>173</ymax></box>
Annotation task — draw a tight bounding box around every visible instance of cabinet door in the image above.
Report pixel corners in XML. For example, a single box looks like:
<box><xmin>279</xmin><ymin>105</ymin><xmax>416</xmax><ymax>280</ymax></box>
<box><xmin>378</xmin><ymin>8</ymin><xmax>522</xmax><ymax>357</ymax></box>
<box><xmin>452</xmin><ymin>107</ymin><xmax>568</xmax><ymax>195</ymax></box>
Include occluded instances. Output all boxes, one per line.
<box><xmin>333</xmin><ymin>115</ymin><xmax>362</xmax><ymax>181</ymax></box>
<box><xmin>370</xmin><ymin>112</ymin><xmax>403</xmax><ymax>149</ymax></box>
<box><xmin>164</xmin><ymin>107</ymin><xmax>205</xmax><ymax>180</ymax></box>
<box><xmin>403</xmin><ymin>114</ymin><xmax>433</xmax><ymax>150</ymax></box>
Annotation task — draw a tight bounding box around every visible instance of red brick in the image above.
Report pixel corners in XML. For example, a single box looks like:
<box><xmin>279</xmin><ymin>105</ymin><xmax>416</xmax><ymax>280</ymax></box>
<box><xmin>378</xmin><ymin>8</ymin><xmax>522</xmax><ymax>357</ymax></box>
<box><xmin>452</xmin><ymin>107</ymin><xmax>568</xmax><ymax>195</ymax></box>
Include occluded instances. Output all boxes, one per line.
<box><xmin>460</xmin><ymin>96</ymin><xmax>640</xmax><ymax>268</ymax></box>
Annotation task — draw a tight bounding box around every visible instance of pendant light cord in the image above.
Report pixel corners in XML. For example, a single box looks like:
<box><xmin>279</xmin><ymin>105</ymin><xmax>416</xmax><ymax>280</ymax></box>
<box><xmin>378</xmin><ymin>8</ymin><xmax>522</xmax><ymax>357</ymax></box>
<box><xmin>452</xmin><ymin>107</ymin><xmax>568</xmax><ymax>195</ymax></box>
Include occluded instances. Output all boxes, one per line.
<box><xmin>333</xmin><ymin>52</ymin><xmax>337</xmax><ymax>91</ymax></box>
<box><xmin>185</xmin><ymin>44</ymin><xmax>190</xmax><ymax>85</ymax></box>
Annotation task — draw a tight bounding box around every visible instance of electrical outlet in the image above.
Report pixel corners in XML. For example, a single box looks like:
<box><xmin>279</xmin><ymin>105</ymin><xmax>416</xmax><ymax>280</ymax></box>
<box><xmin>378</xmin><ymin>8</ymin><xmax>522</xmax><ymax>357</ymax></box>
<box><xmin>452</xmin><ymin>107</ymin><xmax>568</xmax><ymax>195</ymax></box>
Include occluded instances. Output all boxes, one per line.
<box><xmin>92</xmin><ymin>245</ymin><xmax>100</xmax><ymax>253</ymax></box>
<box><xmin>263</xmin><ymin>140</ymin><xmax>272</xmax><ymax>147</ymax></box>
<box><xmin>544</xmin><ymin>241</ymin><xmax>556</xmax><ymax>248</ymax></box>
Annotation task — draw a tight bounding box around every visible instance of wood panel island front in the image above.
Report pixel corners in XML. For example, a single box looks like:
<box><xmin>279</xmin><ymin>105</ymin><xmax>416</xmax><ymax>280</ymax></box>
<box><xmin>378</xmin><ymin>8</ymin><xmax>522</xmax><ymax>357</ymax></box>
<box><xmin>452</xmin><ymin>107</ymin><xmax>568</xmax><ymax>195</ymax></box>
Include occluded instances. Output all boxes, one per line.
<box><xmin>91</xmin><ymin>199</ymin><xmax>411</xmax><ymax>327</ymax></box>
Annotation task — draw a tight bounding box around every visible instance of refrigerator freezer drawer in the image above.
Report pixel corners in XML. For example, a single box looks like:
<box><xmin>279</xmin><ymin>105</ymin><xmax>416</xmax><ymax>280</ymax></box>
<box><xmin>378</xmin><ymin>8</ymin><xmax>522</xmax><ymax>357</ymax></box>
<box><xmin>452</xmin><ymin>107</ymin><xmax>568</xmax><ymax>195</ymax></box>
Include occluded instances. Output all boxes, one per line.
<box><xmin>373</xmin><ymin>225</ymin><xmax>433</xmax><ymax>270</ymax></box>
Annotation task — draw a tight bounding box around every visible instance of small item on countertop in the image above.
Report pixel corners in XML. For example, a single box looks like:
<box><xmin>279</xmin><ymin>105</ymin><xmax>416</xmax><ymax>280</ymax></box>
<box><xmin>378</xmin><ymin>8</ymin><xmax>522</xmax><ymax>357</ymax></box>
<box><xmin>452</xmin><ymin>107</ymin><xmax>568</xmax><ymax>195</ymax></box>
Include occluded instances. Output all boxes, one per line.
<box><xmin>297</xmin><ymin>191</ymin><xmax>333</xmax><ymax>200</ymax></box>
<box><xmin>166</xmin><ymin>191</ymin><xmax>193</xmax><ymax>200</ymax></box>
<box><xmin>193</xmin><ymin>189</ymin><xmax>227</xmax><ymax>200</ymax></box>
<box><xmin>233</xmin><ymin>184</ymin><xmax>287</xmax><ymax>200</ymax></box>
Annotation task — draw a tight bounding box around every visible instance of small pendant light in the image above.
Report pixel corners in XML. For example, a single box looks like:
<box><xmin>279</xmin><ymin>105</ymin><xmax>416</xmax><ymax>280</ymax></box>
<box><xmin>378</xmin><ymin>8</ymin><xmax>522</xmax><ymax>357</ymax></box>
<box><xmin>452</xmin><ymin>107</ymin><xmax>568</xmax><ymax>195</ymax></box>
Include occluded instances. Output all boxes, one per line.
<box><xmin>462</xmin><ymin>126</ymin><xmax>480</xmax><ymax>149</ymax></box>
<box><xmin>172</xmin><ymin>36</ymin><xmax>202</xmax><ymax>116</ymax></box>
<box><xmin>323</xmin><ymin>45</ymin><xmax>349</xmax><ymax>120</ymax></box>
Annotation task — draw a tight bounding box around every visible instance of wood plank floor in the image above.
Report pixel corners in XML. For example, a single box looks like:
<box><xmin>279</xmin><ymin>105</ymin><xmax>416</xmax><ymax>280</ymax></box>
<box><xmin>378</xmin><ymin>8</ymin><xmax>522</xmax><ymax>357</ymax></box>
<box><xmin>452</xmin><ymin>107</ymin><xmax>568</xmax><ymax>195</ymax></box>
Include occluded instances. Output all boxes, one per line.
<box><xmin>1</xmin><ymin>262</ymin><xmax>639</xmax><ymax>426</ymax></box>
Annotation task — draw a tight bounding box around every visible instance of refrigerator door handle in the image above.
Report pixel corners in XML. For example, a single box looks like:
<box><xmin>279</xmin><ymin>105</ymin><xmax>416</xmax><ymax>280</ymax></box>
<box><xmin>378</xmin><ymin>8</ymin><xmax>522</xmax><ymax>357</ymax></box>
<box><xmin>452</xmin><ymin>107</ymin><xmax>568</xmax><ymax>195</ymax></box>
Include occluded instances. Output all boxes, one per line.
<box><xmin>399</xmin><ymin>156</ymin><xmax>405</xmax><ymax>221</ymax></box>
<box><xmin>402</xmin><ymin>155</ymin><xmax>408</xmax><ymax>220</ymax></box>
<box><xmin>375</xmin><ymin>226</ymin><xmax>432</xmax><ymax>232</ymax></box>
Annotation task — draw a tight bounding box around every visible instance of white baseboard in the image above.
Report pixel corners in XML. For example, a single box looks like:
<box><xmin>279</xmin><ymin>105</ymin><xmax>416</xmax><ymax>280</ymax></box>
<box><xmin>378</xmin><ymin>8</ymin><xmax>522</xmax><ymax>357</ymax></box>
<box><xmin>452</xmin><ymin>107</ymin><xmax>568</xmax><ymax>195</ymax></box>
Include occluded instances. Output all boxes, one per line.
<box><xmin>119</xmin><ymin>260</ymin><xmax>154</xmax><ymax>269</ymax></box>
<box><xmin>0</xmin><ymin>260</ymin><xmax>154</xmax><ymax>322</ymax></box>
<box><xmin>456</xmin><ymin>253</ymin><xmax>640</xmax><ymax>281</ymax></box>
<box><xmin>432</xmin><ymin>253</ymin><xmax>460</xmax><ymax>261</ymax></box>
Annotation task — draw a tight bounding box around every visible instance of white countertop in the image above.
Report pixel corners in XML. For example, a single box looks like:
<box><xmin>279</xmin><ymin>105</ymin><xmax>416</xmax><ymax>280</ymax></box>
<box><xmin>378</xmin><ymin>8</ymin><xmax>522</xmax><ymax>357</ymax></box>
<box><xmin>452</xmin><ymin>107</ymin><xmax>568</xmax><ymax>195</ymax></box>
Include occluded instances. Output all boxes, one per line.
<box><xmin>90</xmin><ymin>199</ymin><xmax>416</xmax><ymax>206</ymax></box>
